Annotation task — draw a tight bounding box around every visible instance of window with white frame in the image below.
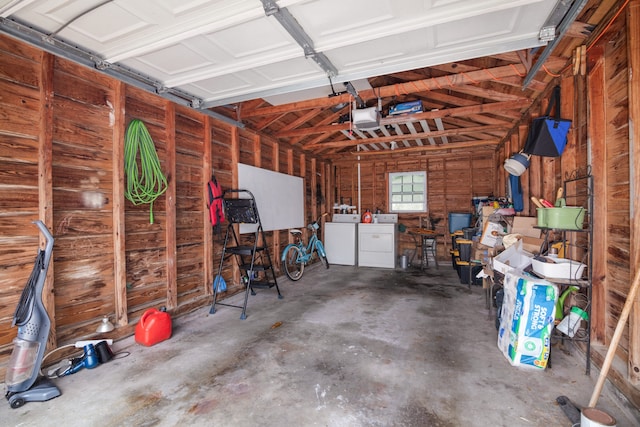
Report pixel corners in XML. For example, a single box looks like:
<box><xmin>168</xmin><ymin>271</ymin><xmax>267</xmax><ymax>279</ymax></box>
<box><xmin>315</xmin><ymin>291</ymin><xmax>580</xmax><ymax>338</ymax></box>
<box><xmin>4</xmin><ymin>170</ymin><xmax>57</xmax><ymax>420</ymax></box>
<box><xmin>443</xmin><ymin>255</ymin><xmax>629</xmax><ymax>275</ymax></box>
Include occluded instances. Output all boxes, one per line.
<box><xmin>389</xmin><ymin>171</ymin><xmax>427</xmax><ymax>213</ymax></box>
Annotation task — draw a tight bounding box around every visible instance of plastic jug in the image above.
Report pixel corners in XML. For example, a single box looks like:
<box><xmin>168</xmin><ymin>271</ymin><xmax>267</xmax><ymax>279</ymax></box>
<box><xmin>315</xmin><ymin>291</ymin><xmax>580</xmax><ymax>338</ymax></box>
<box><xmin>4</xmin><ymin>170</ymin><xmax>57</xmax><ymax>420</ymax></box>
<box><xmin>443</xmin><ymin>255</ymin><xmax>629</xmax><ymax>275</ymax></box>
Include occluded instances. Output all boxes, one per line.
<box><xmin>362</xmin><ymin>209</ymin><xmax>372</xmax><ymax>223</ymax></box>
<box><xmin>135</xmin><ymin>307</ymin><xmax>172</xmax><ymax>346</ymax></box>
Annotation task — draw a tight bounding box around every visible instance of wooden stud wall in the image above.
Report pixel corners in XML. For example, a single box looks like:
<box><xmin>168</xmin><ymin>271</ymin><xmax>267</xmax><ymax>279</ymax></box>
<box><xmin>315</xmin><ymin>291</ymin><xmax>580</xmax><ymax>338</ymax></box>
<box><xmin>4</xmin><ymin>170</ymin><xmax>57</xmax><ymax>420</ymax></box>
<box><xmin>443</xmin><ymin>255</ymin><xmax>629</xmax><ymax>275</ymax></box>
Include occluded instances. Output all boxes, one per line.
<box><xmin>0</xmin><ymin>4</ymin><xmax>639</xmax><ymax>407</ymax></box>
<box><xmin>0</xmin><ymin>34</ymin><xmax>323</xmax><ymax>378</ymax></box>
<box><xmin>628</xmin><ymin>0</ymin><xmax>640</xmax><ymax>385</ymax></box>
<box><xmin>332</xmin><ymin>150</ymin><xmax>495</xmax><ymax>259</ymax></box>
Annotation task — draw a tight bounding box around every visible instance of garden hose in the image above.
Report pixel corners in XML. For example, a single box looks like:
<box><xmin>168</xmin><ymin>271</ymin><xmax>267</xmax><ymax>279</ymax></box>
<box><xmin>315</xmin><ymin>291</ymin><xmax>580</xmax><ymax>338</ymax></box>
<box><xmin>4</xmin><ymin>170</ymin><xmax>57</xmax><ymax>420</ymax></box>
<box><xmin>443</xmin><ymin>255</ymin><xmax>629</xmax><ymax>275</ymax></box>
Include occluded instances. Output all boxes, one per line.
<box><xmin>124</xmin><ymin>119</ymin><xmax>168</xmax><ymax>223</ymax></box>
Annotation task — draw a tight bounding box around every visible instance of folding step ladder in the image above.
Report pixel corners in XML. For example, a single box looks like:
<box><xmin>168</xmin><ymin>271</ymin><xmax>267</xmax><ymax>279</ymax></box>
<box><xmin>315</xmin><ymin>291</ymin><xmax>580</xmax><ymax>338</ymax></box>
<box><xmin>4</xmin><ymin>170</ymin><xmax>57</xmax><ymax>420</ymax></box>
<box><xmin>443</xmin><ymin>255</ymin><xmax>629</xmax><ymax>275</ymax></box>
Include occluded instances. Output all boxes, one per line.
<box><xmin>209</xmin><ymin>189</ymin><xmax>282</xmax><ymax>319</ymax></box>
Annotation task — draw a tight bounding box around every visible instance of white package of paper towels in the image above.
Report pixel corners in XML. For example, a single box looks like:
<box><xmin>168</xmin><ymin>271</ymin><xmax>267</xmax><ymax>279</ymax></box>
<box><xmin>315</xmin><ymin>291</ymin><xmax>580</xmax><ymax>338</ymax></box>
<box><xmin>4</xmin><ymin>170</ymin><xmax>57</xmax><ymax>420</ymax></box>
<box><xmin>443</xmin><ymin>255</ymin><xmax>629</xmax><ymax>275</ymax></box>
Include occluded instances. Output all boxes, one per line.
<box><xmin>498</xmin><ymin>272</ymin><xmax>558</xmax><ymax>369</ymax></box>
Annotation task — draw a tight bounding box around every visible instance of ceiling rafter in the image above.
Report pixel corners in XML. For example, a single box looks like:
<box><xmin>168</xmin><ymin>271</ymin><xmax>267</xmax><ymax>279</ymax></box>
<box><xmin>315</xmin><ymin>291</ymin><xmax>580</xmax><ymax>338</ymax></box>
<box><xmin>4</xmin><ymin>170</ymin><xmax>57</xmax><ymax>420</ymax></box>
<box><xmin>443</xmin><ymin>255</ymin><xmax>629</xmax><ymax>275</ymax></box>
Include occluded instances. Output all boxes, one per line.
<box><xmin>348</xmin><ymin>139</ymin><xmax>501</xmax><ymax>156</ymax></box>
<box><xmin>240</xmin><ymin>63</ymin><xmax>531</xmax><ymax>119</ymax></box>
<box><xmin>276</xmin><ymin>99</ymin><xmax>531</xmax><ymax>138</ymax></box>
<box><xmin>307</xmin><ymin>125</ymin><xmax>508</xmax><ymax>150</ymax></box>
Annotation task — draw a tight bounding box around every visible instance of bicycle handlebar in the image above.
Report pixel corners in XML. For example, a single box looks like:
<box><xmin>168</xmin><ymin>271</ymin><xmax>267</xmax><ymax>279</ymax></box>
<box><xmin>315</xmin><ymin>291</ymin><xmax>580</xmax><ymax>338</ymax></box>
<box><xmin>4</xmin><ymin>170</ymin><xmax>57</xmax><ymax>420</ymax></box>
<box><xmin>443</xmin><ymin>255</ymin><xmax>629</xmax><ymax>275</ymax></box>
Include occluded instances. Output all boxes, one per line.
<box><xmin>307</xmin><ymin>213</ymin><xmax>328</xmax><ymax>232</ymax></box>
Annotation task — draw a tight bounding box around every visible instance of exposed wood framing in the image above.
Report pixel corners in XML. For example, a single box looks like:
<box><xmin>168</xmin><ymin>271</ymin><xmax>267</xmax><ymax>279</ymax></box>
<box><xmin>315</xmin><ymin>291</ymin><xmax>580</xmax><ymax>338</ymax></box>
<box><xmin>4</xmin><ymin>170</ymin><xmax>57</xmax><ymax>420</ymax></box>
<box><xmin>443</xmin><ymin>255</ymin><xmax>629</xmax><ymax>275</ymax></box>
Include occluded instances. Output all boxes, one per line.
<box><xmin>350</xmin><ymin>140</ymin><xmax>499</xmax><ymax>156</ymax></box>
<box><xmin>242</xmin><ymin>64</ymin><xmax>535</xmax><ymax>118</ymax></box>
<box><xmin>203</xmin><ymin>115</ymin><xmax>212</xmax><ymax>297</ymax></box>
<box><xmin>278</xmin><ymin>101</ymin><xmax>531</xmax><ymax>138</ymax></box>
<box><xmin>230</xmin><ymin>126</ymin><xmax>240</xmax><ymax>286</ymax></box>
<box><xmin>113</xmin><ymin>80</ymin><xmax>128</xmax><ymax>327</ymax></box>
<box><xmin>165</xmin><ymin>101</ymin><xmax>177</xmax><ymax>310</ymax></box>
<box><xmin>628</xmin><ymin>0</ymin><xmax>640</xmax><ymax>384</ymax></box>
<box><xmin>39</xmin><ymin>51</ymin><xmax>56</xmax><ymax>348</ymax></box>
<box><xmin>588</xmin><ymin>50</ymin><xmax>607</xmax><ymax>344</ymax></box>
<box><xmin>312</xmin><ymin>125</ymin><xmax>505</xmax><ymax>150</ymax></box>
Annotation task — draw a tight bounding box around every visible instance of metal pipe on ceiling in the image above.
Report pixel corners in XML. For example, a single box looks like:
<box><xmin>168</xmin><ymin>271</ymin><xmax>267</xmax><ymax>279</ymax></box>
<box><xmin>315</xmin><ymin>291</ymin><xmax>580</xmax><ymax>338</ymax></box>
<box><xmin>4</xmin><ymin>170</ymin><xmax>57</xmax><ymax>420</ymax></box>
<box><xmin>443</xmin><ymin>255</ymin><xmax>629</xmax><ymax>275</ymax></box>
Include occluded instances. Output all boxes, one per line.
<box><xmin>260</xmin><ymin>0</ymin><xmax>338</xmax><ymax>78</ymax></box>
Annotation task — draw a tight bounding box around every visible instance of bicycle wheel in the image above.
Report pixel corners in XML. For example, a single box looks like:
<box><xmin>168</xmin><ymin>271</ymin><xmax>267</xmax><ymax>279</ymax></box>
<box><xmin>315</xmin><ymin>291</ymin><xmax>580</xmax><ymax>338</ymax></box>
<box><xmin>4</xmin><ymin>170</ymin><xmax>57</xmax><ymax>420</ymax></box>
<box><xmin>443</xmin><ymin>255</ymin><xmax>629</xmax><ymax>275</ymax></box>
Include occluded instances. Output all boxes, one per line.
<box><xmin>316</xmin><ymin>241</ymin><xmax>330</xmax><ymax>269</ymax></box>
<box><xmin>282</xmin><ymin>245</ymin><xmax>305</xmax><ymax>281</ymax></box>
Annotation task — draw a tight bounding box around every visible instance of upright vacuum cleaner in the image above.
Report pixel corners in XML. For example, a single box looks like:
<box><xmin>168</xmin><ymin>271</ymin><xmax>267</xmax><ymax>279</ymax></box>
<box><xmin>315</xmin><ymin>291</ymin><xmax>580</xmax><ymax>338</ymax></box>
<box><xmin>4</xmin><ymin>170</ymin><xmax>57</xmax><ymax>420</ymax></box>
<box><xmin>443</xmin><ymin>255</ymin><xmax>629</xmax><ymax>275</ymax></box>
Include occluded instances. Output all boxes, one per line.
<box><xmin>5</xmin><ymin>220</ymin><xmax>61</xmax><ymax>408</ymax></box>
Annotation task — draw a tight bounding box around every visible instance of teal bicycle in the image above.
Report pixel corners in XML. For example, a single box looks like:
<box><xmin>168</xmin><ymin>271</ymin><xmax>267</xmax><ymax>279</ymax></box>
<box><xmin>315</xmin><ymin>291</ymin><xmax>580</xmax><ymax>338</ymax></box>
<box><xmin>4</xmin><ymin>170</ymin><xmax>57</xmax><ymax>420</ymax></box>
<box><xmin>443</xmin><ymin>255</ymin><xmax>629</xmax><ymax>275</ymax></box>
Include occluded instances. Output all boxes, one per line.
<box><xmin>281</xmin><ymin>214</ymin><xmax>329</xmax><ymax>281</ymax></box>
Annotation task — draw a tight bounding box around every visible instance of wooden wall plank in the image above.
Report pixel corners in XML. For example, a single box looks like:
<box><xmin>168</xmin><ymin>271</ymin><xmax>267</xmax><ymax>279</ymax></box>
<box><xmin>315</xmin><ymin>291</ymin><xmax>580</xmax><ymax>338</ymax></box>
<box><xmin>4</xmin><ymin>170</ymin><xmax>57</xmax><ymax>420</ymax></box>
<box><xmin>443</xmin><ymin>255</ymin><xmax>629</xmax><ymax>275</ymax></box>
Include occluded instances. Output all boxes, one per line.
<box><xmin>627</xmin><ymin>0</ymin><xmax>640</xmax><ymax>383</ymax></box>
<box><xmin>0</xmin><ymin>33</ymin><xmax>330</xmax><ymax>378</ymax></box>
<box><xmin>39</xmin><ymin>51</ymin><xmax>56</xmax><ymax>349</ymax></box>
<box><xmin>589</xmin><ymin>46</ymin><xmax>608</xmax><ymax>346</ymax></box>
<box><xmin>603</xmin><ymin>14</ymin><xmax>631</xmax><ymax>360</ymax></box>
<box><xmin>165</xmin><ymin>101</ymin><xmax>177</xmax><ymax>310</ymax></box>
<box><xmin>112</xmin><ymin>81</ymin><xmax>127</xmax><ymax>328</ymax></box>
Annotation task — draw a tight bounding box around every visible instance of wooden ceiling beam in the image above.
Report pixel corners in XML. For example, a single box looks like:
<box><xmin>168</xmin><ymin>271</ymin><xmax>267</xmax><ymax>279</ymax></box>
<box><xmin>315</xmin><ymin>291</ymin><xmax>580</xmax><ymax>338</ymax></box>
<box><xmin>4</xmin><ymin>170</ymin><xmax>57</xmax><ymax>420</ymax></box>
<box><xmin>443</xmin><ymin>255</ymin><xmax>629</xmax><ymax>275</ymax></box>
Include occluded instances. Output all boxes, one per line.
<box><xmin>240</xmin><ymin>64</ymin><xmax>531</xmax><ymax>118</ymax></box>
<box><xmin>347</xmin><ymin>139</ymin><xmax>501</xmax><ymax>155</ymax></box>
<box><xmin>254</xmin><ymin>112</ymin><xmax>288</xmax><ymax>131</ymax></box>
<box><xmin>308</xmin><ymin>125</ymin><xmax>508</xmax><ymax>149</ymax></box>
<box><xmin>280</xmin><ymin>108</ymin><xmax>323</xmax><ymax>132</ymax></box>
<box><xmin>276</xmin><ymin>99</ymin><xmax>531</xmax><ymax>137</ymax></box>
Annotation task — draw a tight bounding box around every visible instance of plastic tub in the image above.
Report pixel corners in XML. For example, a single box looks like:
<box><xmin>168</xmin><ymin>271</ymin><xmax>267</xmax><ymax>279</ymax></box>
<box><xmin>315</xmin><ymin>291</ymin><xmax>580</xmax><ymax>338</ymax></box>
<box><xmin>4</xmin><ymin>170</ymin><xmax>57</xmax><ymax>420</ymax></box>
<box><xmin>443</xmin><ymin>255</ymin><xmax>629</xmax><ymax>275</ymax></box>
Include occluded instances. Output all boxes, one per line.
<box><xmin>449</xmin><ymin>213</ymin><xmax>472</xmax><ymax>234</ymax></box>
<box><xmin>462</xmin><ymin>227</ymin><xmax>476</xmax><ymax>240</ymax></box>
<box><xmin>458</xmin><ymin>239</ymin><xmax>472</xmax><ymax>262</ymax></box>
<box><xmin>531</xmin><ymin>256</ymin><xmax>586</xmax><ymax>280</ymax></box>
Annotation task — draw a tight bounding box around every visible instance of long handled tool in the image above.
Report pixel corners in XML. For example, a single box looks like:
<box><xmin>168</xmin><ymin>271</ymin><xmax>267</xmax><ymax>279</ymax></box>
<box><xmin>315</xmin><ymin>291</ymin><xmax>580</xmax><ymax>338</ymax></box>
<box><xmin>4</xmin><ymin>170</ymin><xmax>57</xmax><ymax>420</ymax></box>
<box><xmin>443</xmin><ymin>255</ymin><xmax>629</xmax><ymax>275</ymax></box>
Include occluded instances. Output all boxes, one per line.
<box><xmin>588</xmin><ymin>268</ymin><xmax>640</xmax><ymax>407</ymax></box>
<box><xmin>557</xmin><ymin>268</ymin><xmax>640</xmax><ymax>425</ymax></box>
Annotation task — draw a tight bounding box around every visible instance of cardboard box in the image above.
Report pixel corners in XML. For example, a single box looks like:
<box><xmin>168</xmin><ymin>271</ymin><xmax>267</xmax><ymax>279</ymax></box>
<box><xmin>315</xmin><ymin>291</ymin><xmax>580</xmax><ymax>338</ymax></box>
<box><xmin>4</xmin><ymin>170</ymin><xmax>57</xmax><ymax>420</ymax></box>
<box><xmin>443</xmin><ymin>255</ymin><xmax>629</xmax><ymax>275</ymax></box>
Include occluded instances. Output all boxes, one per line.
<box><xmin>482</xmin><ymin>206</ymin><xmax>496</xmax><ymax>225</ymax></box>
<box><xmin>521</xmin><ymin>236</ymin><xmax>545</xmax><ymax>254</ymax></box>
<box><xmin>492</xmin><ymin>241</ymin><xmax>533</xmax><ymax>275</ymax></box>
<box><xmin>480</xmin><ymin>221</ymin><xmax>504</xmax><ymax>247</ymax></box>
<box><xmin>472</xmin><ymin>242</ymin><xmax>491</xmax><ymax>263</ymax></box>
<box><xmin>510</xmin><ymin>216</ymin><xmax>541</xmax><ymax>238</ymax></box>
<box><xmin>507</xmin><ymin>216</ymin><xmax>544</xmax><ymax>254</ymax></box>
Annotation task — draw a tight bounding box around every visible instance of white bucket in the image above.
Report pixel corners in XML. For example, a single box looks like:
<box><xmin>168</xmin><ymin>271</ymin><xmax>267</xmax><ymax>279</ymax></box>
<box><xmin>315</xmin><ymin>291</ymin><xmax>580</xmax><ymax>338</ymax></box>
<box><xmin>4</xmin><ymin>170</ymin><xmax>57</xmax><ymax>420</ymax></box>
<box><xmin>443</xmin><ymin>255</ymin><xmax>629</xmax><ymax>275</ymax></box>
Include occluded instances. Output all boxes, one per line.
<box><xmin>581</xmin><ymin>407</ymin><xmax>616</xmax><ymax>427</ymax></box>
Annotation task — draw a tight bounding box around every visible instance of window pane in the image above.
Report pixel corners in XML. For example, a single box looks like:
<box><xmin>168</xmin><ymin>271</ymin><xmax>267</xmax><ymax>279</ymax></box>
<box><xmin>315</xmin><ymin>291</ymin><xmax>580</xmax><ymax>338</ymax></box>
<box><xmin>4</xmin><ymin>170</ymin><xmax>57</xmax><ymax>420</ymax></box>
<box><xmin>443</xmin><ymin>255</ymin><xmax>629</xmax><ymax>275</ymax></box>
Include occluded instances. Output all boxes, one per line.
<box><xmin>388</xmin><ymin>171</ymin><xmax>427</xmax><ymax>213</ymax></box>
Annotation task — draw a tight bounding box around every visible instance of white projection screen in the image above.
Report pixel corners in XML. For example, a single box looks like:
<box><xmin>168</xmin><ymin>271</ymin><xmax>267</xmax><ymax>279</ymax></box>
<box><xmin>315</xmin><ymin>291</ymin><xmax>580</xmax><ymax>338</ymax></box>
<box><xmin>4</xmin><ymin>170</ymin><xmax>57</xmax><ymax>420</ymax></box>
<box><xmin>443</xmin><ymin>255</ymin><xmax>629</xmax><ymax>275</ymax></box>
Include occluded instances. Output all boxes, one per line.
<box><xmin>237</xmin><ymin>163</ymin><xmax>304</xmax><ymax>233</ymax></box>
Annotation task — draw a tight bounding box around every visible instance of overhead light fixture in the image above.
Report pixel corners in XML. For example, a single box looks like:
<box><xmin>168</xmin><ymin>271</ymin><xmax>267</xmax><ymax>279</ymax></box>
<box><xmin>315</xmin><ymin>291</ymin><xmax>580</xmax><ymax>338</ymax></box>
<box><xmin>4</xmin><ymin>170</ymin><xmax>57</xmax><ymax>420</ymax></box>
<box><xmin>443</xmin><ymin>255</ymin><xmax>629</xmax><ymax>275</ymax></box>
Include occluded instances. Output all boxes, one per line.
<box><xmin>504</xmin><ymin>152</ymin><xmax>531</xmax><ymax>176</ymax></box>
<box><xmin>96</xmin><ymin>316</ymin><xmax>115</xmax><ymax>333</ymax></box>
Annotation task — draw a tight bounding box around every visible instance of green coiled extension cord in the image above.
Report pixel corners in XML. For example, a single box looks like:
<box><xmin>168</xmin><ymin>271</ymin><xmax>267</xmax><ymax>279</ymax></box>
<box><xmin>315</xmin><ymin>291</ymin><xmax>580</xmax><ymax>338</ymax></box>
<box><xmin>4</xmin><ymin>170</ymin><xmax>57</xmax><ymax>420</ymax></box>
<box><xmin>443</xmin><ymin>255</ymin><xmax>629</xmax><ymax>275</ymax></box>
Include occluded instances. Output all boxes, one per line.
<box><xmin>124</xmin><ymin>119</ymin><xmax>168</xmax><ymax>223</ymax></box>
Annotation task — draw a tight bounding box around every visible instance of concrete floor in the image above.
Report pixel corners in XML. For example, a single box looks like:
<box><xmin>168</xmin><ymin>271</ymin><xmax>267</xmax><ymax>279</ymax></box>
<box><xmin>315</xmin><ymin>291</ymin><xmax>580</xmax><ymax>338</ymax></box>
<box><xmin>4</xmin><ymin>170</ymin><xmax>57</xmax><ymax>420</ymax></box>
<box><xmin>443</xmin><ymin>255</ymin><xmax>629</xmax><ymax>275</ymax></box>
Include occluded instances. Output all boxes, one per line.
<box><xmin>3</xmin><ymin>265</ymin><xmax>639</xmax><ymax>426</ymax></box>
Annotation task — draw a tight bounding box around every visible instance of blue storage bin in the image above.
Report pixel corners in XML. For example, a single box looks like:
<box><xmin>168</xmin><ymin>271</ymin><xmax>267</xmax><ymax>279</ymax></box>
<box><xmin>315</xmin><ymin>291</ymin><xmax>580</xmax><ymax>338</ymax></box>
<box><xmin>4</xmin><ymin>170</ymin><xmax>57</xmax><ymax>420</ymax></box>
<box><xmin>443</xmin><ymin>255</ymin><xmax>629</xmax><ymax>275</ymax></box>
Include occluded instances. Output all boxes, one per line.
<box><xmin>448</xmin><ymin>212</ymin><xmax>472</xmax><ymax>234</ymax></box>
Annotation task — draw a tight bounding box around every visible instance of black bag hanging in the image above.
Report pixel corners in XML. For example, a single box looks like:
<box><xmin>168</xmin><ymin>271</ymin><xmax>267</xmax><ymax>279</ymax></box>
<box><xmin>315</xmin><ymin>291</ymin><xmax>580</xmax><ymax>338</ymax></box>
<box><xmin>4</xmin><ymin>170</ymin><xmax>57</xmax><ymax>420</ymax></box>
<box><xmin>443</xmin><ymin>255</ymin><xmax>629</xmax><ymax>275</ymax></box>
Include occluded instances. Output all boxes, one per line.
<box><xmin>522</xmin><ymin>86</ymin><xmax>571</xmax><ymax>157</ymax></box>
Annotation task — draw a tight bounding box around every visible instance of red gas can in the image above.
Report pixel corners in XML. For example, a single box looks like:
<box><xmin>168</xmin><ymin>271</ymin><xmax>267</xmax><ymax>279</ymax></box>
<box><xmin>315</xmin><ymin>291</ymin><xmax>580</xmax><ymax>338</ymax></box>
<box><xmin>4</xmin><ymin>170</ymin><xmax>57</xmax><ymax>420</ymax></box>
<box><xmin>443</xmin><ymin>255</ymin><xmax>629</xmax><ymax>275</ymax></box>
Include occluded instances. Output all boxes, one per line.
<box><xmin>135</xmin><ymin>308</ymin><xmax>172</xmax><ymax>346</ymax></box>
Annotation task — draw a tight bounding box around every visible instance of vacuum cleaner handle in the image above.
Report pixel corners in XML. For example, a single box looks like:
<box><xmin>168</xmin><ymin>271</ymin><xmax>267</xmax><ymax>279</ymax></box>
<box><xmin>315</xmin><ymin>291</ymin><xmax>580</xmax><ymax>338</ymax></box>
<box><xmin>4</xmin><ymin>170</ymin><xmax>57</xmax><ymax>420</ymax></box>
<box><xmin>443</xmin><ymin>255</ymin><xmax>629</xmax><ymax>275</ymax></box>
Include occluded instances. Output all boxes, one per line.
<box><xmin>33</xmin><ymin>220</ymin><xmax>54</xmax><ymax>268</ymax></box>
